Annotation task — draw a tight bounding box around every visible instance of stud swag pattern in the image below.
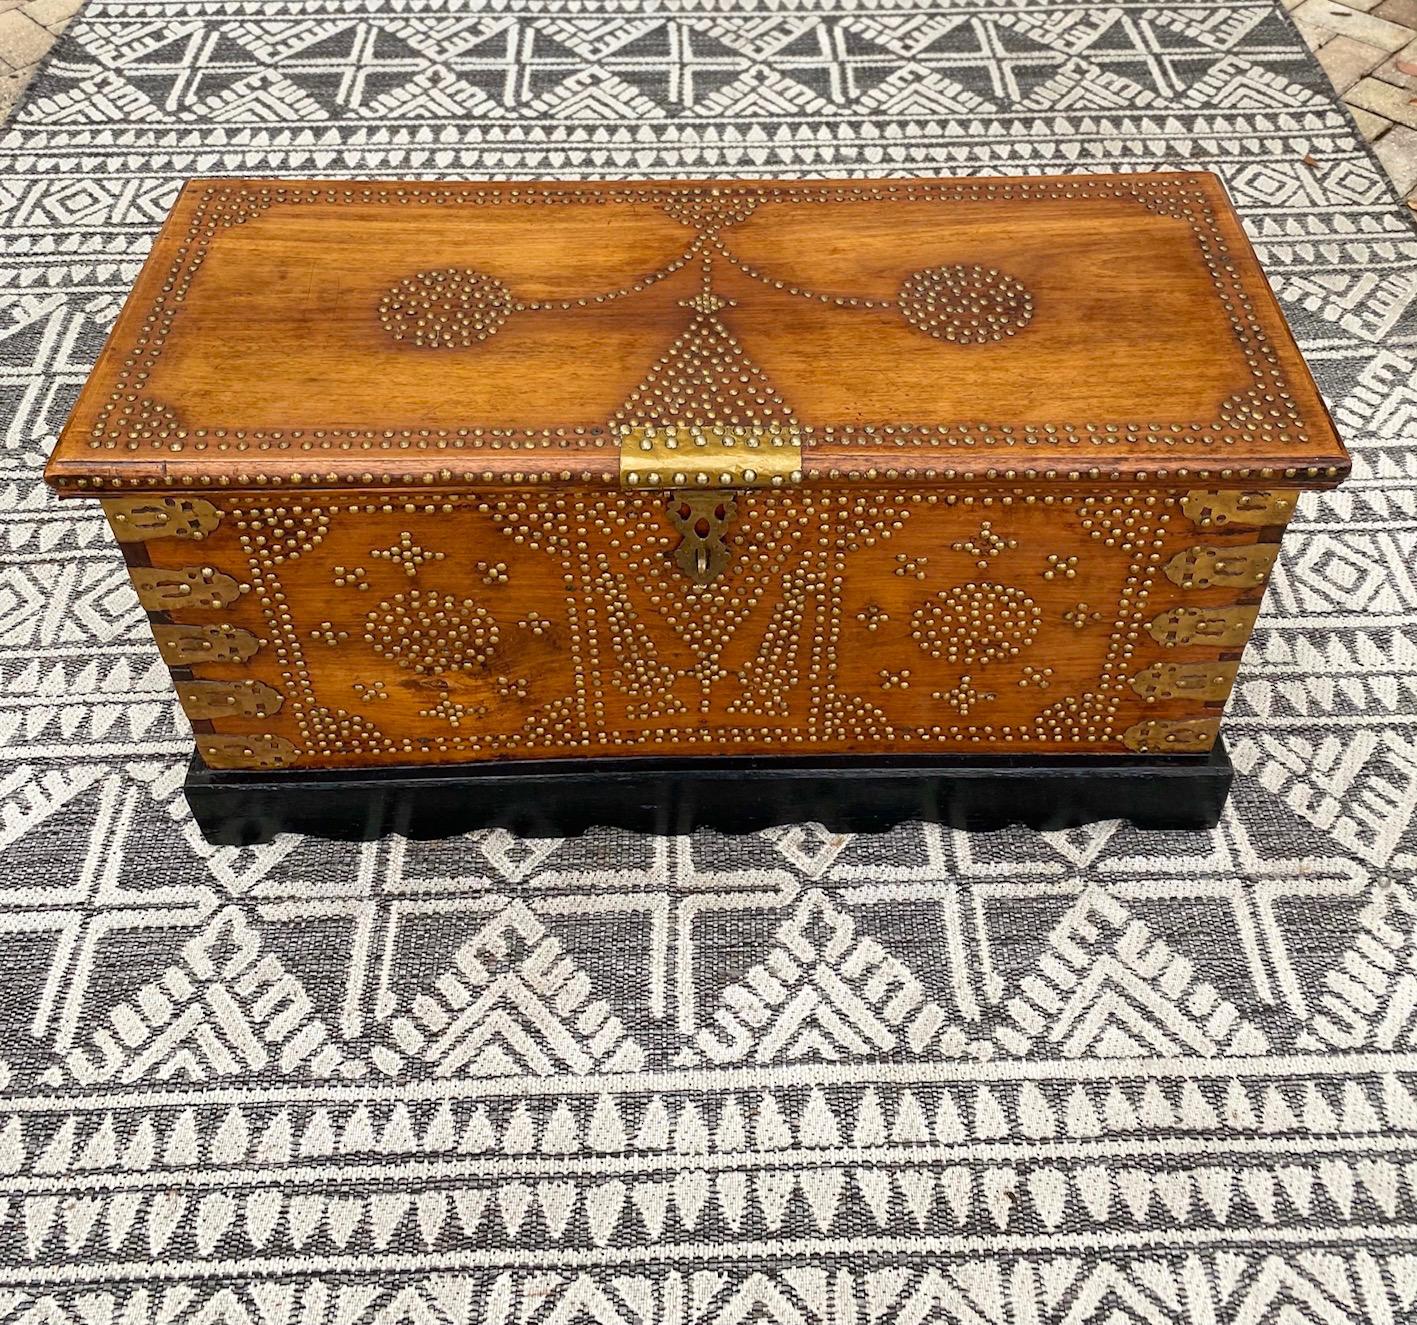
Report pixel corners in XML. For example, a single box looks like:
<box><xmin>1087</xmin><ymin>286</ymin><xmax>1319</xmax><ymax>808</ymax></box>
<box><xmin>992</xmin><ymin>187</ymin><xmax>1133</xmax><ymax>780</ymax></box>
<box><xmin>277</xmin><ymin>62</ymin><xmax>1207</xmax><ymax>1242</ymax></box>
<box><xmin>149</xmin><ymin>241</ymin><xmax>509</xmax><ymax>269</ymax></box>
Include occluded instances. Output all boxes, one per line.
<box><xmin>4</xmin><ymin>0</ymin><xmax>1417</xmax><ymax>1319</ymax></box>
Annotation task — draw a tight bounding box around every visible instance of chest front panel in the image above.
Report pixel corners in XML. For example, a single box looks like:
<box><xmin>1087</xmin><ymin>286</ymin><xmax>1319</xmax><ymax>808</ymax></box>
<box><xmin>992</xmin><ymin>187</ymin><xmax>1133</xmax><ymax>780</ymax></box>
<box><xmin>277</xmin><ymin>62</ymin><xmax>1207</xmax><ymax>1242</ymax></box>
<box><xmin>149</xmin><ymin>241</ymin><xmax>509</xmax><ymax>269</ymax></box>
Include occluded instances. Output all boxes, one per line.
<box><xmin>107</xmin><ymin>486</ymin><xmax>1287</xmax><ymax>769</ymax></box>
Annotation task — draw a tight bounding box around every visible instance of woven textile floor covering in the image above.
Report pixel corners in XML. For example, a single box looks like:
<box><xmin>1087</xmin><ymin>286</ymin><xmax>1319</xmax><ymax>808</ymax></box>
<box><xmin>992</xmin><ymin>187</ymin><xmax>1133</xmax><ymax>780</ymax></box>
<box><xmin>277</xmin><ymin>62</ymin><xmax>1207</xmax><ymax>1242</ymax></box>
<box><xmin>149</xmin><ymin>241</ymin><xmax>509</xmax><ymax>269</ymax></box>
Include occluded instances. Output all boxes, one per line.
<box><xmin>3</xmin><ymin>0</ymin><xmax>1417</xmax><ymax>1319</ymax></box>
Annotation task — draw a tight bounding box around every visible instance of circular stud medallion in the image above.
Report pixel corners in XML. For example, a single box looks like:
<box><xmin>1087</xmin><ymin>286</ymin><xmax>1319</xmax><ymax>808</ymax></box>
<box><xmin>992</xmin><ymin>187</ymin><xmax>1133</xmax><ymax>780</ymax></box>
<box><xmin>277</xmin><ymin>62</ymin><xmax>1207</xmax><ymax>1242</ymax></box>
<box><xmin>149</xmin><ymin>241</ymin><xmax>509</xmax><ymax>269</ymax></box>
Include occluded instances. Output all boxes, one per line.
<box><xmin>379</xmin><ymin>268</ymin><xmax>514</xmax><ymax>349</ymax></box>
<box><xmin>897</xmin><ymin>264</ymin><xmax>1034</xmax><ymax>344</ymax></box>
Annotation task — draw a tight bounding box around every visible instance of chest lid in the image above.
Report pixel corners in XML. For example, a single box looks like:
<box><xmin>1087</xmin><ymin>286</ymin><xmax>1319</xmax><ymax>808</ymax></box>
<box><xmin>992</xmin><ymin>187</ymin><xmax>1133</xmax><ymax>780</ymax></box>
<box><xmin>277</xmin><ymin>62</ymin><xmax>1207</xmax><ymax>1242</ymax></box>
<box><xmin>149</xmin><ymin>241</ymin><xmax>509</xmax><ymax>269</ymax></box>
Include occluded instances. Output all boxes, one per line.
<box><xmin>46</xmin><ymin>172</ymin><xmax>1348</xmax><ymax>497</ymax></box>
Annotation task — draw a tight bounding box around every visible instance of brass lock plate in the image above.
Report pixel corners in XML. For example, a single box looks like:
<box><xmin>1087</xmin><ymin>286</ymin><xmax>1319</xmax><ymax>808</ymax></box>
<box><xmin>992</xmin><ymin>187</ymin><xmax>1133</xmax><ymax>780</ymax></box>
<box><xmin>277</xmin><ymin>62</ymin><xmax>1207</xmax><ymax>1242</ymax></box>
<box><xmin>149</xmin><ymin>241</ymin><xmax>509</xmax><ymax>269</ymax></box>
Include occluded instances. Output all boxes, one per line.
<box><xmin>667</xmin><ymin>492</ymin><xmax>738</xmax><ymax>585</ymax></box>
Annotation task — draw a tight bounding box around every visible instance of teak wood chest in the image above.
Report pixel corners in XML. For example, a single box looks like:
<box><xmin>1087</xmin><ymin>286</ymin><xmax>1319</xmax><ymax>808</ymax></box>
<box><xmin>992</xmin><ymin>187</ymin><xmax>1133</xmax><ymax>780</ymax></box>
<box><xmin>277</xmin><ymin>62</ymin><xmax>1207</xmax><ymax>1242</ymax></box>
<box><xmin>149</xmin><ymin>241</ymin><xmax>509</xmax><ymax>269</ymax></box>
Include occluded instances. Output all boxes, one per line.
<box><xmin>46</xmin><ymin>173</ymin><xmax>1349</xmax><ymax>838</ymax></box>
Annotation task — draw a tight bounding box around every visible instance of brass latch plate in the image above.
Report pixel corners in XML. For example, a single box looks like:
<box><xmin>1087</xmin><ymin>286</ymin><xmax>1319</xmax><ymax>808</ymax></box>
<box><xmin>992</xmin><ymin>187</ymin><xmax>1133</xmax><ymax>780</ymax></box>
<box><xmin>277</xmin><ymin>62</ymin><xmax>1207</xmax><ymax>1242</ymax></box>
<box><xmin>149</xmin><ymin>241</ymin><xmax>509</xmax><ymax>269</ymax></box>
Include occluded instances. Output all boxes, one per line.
<box><xmin>620</xmin><ymin>424</ymin><xmax>802</xmax><ymax>489</ymax></box>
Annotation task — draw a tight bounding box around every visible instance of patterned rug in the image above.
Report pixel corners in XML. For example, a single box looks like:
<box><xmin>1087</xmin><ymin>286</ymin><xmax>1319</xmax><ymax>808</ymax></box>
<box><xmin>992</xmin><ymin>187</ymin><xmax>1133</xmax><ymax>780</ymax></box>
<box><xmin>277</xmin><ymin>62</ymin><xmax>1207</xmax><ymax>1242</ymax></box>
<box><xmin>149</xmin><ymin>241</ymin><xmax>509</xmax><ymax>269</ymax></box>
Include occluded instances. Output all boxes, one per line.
<box><xmin>3</xmin><ymin>0</ymin><xmax>1417</xmax><ymax>1319</ymax></box>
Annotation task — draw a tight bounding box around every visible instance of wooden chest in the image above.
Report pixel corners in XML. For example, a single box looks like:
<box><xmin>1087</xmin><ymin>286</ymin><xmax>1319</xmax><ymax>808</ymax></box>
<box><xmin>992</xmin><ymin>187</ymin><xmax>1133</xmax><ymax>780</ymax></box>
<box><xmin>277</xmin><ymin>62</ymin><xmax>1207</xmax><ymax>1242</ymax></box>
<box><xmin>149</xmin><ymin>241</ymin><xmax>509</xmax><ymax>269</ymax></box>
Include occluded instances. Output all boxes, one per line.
<box><xmin>47</xmin><ymin>173</ymin><xmax>1347</xmax><ymax>785</ymax></box>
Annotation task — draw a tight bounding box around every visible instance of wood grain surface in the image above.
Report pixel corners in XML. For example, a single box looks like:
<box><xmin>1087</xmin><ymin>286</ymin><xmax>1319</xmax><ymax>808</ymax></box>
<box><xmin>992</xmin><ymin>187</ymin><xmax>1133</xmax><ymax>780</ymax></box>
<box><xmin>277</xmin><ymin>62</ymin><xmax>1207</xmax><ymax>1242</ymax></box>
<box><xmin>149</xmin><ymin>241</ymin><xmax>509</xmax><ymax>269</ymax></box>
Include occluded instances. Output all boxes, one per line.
<box><xmin>47</xmin><ymin>173</ymin><xmax>1348</xmax><ymax>495</ymax></box>
<box><xmin>48</xmin><ymin>173</ymin><xmax>1347</xmax><ymax>769</ymax></box>
<box><xmin>103</xmin><ymin>486</ymin><xmax>1286</xmax><ymax>767</ymax></box>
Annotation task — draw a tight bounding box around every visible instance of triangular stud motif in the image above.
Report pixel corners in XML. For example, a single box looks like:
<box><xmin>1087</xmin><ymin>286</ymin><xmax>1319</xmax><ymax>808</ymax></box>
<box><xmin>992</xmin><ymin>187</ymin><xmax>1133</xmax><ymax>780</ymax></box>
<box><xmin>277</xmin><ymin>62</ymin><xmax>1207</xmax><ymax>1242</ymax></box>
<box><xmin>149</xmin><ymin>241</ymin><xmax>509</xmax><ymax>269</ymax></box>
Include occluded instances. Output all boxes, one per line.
<box><xmin>374</xmin><ymin>900</ymin><xmax>646</xmax><ymax>1079</ymax></box>
<box><xmin>610</xmin><ymin>309</ymin><xmax>797</xmax><ymax>431</ymax></box>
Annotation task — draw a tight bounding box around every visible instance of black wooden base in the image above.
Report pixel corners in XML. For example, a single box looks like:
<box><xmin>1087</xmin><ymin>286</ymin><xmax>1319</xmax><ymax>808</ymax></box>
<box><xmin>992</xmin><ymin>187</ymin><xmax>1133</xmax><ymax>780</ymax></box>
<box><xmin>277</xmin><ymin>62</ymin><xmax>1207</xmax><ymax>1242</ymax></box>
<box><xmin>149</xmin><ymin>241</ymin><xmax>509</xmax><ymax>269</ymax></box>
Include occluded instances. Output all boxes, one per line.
<box><xmin>184</xmin><ymin>739</ymin><xmax>1233</xmax><ymax>845</ymax></box>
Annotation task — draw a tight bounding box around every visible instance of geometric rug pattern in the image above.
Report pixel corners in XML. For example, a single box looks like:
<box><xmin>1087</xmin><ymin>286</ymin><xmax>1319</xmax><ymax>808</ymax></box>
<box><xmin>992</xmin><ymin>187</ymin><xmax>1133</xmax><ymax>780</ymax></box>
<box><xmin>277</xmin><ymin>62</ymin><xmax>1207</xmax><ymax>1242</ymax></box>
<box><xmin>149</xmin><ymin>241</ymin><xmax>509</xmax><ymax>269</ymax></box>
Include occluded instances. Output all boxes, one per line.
<box><xmin>1</xmin><ymin>0</ymin><xmax>1416</xmax><ymax>1318</ymax></box>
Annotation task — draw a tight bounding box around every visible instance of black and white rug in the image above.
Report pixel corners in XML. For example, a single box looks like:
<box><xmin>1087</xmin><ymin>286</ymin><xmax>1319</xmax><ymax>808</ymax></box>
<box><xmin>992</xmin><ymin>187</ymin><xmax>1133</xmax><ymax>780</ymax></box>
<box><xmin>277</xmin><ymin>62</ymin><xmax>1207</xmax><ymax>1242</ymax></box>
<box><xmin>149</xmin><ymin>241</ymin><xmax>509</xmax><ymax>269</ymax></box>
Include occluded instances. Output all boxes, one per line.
<box><xmin>3</xmin><ymin>1</ymin><xmax>1417</xmax><ymax>1319</ymax></box>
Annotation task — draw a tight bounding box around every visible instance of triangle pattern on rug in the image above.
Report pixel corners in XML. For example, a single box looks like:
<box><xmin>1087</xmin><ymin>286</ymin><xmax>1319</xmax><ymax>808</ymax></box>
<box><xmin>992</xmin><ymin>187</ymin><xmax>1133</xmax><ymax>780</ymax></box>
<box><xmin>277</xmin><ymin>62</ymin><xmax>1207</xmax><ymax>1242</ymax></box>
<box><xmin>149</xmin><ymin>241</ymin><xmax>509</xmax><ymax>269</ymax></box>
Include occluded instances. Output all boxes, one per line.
<box><xmin>1301</xmin><ymin>882</ymin><xmax>1417</xmax><ymax>1051</ymax></box>
<box><xmin>66</xmin><ymin>906</ymin><xmax>363</xmax><ymax>1084</ymax></box>
<box><xmin>374</xmin><ymin>900</ymin><xmax>646</xmax><ymax>1079</ymax></box>
<box><xmin>678</xmin><ymin>888</ymin><xmax>981</xmax><ymax>1065</ymax></box>
<box><xmin>995</xmin><ymin>888</ymin><xmax>1269</xmax><ymax>1058</ymax></box>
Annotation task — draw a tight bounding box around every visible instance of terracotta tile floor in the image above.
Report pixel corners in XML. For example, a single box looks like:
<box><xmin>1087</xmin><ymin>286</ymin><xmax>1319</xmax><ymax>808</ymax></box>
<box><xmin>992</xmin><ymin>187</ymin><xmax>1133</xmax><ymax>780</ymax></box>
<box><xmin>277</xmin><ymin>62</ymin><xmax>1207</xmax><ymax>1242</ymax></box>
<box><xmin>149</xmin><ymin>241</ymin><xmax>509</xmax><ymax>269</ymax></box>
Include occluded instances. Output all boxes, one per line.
<box><xmin>1290</xmin><ymin>0</ymin><xmax>1417</xmax><ymax>200</ymax></box>
<box><xmin>0</xmin><ymin>0</ymin><xmax>78</xmax><ymax>119</ymax></box>
<box><xmin>1</xmin><ymin>0</ymin><xmax>1414</xmax><ymax>203</ymax></box>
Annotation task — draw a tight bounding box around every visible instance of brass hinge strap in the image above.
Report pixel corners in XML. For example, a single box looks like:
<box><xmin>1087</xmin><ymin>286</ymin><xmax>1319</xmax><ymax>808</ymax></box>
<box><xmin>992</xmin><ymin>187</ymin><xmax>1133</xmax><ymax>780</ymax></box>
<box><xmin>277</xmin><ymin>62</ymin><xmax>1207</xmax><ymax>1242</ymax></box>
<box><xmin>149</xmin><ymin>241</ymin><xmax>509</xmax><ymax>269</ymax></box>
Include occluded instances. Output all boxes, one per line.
<box><xmin>1122</xmin><ymin>718</ymin><xmax>1221</xmax><ymax>754</ymax></box>
<box><xmin>1130</xmin><ymin>662</ymin><xmax>1240</xmax><ymax>703</ymax></box>
<box><xmin>1147</xmin><ymin>605</ymin><xmax>1259</xmax><ymax>648</ymax></box>
<box><xmin>104</xmin><ymin>496</ymin><xmax>222</xmax><ymax>542</ymax></box>
<box><xmin>177</xmin><ymin>679</ymin><xmax>284</xmax><ymax>720</ymax></box>
<box><xmin>1181</xmin><ymin>490</ymin><xmax>1297</xmax><ymax>529</ymax></box>
<box><xmin>197</xmin><ymin>734</ymin><xmax>298</xmax><ymax>770</ymax></box>
<box><xmin>1164</xmin><ymin>544</ymin><xmax>1278</xmax><ymax>591</ymax></box>
<box><xmin>154</xmin><ymin>623</ymin><xmax>262</xmax><ymax>664</ymax></box>
<box><xmin>132</xmin><ymin>566</ymin><xmax>246</xmax><ymax>611</ymax></box>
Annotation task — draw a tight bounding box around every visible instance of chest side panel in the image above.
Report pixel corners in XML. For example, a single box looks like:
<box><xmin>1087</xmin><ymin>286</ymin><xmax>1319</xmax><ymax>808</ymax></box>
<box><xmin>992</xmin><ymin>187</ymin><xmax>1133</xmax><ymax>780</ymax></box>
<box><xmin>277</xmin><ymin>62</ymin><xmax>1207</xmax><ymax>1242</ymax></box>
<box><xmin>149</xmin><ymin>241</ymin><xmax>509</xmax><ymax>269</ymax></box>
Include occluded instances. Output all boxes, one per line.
<box><xmin>105</xmin><ymin>486</ymin><xmax>1290</xmax><ymax>769</ymax></box>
